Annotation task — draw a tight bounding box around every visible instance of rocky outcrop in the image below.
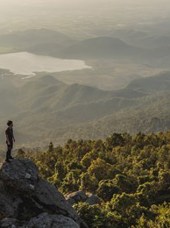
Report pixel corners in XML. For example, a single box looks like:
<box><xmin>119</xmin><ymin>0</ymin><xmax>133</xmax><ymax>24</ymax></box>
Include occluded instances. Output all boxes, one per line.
<box><xmin>27</xmin><ymin>213</ymin><xmax>79</xmax><ymax>228</ymax></box>
<box><xmin>65</xmin><ymin>191</ymin><xmax>101</xmax><ymax>206</ymax></box>
<box><xmin>0</xmin><ymin>214</ymin><xmax>79</xmax><ymax>228</ymax></box>
<box><xmin>0</xmin><ymin>159</ymin><xmax>86</xmax><ymax>228</ymax></box>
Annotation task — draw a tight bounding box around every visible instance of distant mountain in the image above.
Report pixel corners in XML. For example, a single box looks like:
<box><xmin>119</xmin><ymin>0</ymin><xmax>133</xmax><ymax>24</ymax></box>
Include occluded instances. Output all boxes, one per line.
<box><xmin>108</xmin><ymin>28</ymin><xmax>170</xmax><ymax>49</ymax></box>
<box><xmin>61</xmin><ymin>36</ymin><xmax>142</xmax><ymax>59</ymax></box>
<box><xmin>0</xmin><ymin>29</ymin><xmax>75</xmax><ymax>55</ymax></box>
<box><xmin>16</xmin><ymin>75</ymin><xmax>112</xmax><ymax>111</ymax></box>
<box><xmin>126</xmin><ymin>72</ymin><xmax>170</xmax><ymax>93</ymax></box>
<box><xmin>108</xmin><ymin>28</ymin><xmax>149</xmax><ymax>45</ymax></box>
<box><xmin>142</xmin><ymin>46</ymin><xmax>170</xmax><ymax>67</ymax></box>
<box><xmin>1</xmin><ymin>30</ymin><xmax>170</xmax><ymax>67</ymax></box>
<box><xmin>132</xmin><ymin>35</ymin><xmax>170</xmax><ymax>49</ymax></box>
<box><xmin>84</xmin><ymin>73</ymin><xmax>170</xmax><ymax>136</ymax></box>
<box><xmin>0</xmin><ymin>72</ymin><xmax>169</xmax><ymax>146</ymax></box>
<box><xmin>60</xmin><ymin>72</ymin><xmax>170</xmax><ymax>124</ymax></box>
<box><xmin>104</xmin><ymin>30</ymin><xmax>170</xmax><ymax>67</ymax></box>
<box><xmin>93</xmin><ymin>92</ymin><xmax>170</xmax><ymax>136</ymax></box>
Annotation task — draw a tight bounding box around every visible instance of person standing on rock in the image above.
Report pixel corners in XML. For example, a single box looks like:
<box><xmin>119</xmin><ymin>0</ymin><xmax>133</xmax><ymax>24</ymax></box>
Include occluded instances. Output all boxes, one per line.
<box><xmin>5</xmin><ymin>120</ymin><xmax>15</xmax><ymax>162</ymax></box>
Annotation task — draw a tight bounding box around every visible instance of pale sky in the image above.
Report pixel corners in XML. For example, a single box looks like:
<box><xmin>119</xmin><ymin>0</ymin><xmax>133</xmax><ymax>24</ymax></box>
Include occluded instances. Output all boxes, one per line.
<box><xmin>1</xmin><ymin>0</ymin><xmax>170</xmax><ymax>8</ymax></box>
<box><xmin>0</xmin><ymin>0</ymin><xmax>170</xmax><ymax>34</ymax></box>
<box><xmin>1</xmin><ymin>0</ymin><xmax>170</xmax><ymax>13</ymax></box>
<box><xmin>0</xmin><ymin>0</ymin><xmax>169</xmax><ymax>16</ymax></box>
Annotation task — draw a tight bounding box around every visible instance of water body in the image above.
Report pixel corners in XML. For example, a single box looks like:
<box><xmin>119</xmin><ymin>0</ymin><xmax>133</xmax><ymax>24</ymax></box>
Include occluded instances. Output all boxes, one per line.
<box><xmin>0</xmin><ymin>52</ymin><xmax>91</xmax><ymax>76</ymax></box>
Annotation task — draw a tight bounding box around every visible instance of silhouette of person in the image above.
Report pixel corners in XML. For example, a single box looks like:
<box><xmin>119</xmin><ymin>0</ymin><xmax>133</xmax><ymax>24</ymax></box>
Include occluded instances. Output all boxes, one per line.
<box><xmin>5</xmin><ymin>120</ymin><xmax>15</xmax><ymax>162</ymax></box>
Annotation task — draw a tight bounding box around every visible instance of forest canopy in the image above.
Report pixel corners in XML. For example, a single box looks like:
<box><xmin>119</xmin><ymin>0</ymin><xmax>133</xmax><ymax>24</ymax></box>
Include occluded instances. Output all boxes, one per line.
<box><xmin>18</xmin><ymin>131</ymin><xmax>170</xmax><ymax>227</ymax></box>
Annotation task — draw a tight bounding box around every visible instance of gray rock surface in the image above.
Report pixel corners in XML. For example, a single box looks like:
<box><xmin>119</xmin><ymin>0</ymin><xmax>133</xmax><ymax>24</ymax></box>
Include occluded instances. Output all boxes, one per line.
<box><xmin>86</xmin><ymin>193</ymin><xmax>101</xmax><ymax>205</ymax></box>
<box><xmin>66</xmin><ymin>191</ymin><xmax>101</xmax><ymax>206</ymax></box>
<box><xmin>0</xmin><ymin>159</ymin><xmax>85</xmax><ymax>228</ymax></box>
<box><xmin>33</xmin><ymin>178</ymin><xmax>80</xmax><ymax>221</ymax></box>
<box><xmin>0</xmin><ymin>180</ymin><xmax>23</xmax><ymax>219</ymax></box>
<box><xmin>0</xmin><ymin>218</ymin><xmax>21</xmax><ymax>228</ymax></box>
<box><xmin>26</xmin><ymin>212</ymin><xmax>79</xmax><ymax>228</ymax></box>
<box><xmin>0</xmin><ymin>159</ymin><xmax>38</xmax><ymax>194</ymax></box>
<box><xmin>66</xmin><ymin>191</ymin><xmax>88</xmax><ymax>205</ymax></box>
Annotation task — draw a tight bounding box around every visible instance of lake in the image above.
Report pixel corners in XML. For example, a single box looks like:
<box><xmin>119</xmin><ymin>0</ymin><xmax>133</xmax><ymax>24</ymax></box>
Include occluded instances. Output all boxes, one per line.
<box><xmin>0</xmin><ymin>52</ymin><xmax>91</xmax><ymax>76</ymax></box>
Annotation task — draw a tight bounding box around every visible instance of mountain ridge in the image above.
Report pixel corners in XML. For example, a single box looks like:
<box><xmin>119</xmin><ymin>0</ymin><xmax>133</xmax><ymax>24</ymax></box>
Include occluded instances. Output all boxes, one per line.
<box><xmin>0</xmin><ymin>71</ymin><xmax>169</xmax><ymax>145</ymax></box>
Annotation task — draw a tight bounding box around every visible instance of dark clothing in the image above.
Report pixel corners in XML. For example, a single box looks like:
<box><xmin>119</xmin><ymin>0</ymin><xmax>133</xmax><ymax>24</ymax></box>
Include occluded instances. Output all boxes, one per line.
<box><xmin>5</xmin><ymin>127</ymin><xmax>14</xmax><ymax>143</ymax></box>
<box><xmin>6</xmin><ymin>143</ymin><xmax>13</xmax><ymax>160</ymax></box>
<box><xmin>5</xmin><ymin>127</ymin><xmax>14</xmax><ymax>161</ymax></box>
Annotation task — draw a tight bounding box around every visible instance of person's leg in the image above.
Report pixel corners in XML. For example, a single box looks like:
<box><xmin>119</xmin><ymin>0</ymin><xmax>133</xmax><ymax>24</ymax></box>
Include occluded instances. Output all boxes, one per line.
<box><xmin>6</xmin><ymin>144</ymin><xmax>11</xmax><ymax>162</ymax></box>
<box><xmin>9</xmin><ymin>142</ymin><xmax>14</xmax><ymax>159</ymax></box>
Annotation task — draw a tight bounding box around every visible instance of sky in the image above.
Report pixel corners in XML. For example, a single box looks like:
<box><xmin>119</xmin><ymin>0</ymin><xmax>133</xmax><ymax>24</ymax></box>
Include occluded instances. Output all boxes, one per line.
<box><xmin>1</xmin><ymin>0</ymin><xmax>170</xmax><ymax>14</ymax></box>
<box><xmin>0</xmin><ymin>0</ymin><xmax>169</xmax><ymax>16</ymax></box>
<box><xmin>1</xmin><ymin>0</ymin><xmax>170</xmax><ymax>8</ymax></box>
<box><xmin>0</xmin><ymin>0</ymin><xmax>170</xmax><ymax>35</ymax></box>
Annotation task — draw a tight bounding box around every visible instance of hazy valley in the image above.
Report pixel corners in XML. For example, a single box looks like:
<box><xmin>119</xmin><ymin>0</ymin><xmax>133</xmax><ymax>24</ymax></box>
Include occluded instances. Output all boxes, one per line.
<box><xmin>0</xmin><ymin>67</ymin><xmax>169</xmax><ymax>147</ymax></box>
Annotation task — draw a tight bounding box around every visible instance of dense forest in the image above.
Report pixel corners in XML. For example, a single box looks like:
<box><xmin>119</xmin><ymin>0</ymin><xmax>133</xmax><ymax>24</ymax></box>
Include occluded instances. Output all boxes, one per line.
<box><xmin>17</xmin><ymin>131</ymin><xmax>170</xmax><ymax>227</ymax></box>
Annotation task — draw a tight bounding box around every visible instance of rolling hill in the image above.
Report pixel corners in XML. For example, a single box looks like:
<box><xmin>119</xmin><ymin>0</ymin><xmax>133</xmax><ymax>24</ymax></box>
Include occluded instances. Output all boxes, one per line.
<box><xmin>60</xmin><ymin>36</ymin><xmax>142</xmax><ymax>59</ymax></box>
<box><xmin>132</xmin><ymin>35</ymin><xmax>170</xmax><ymax>49</ymax></box>
<box><xmin>0</xmin><ymin>71</ymin><xmax>169</xmax><ymax>146</ymax></box>
<box><xmin>0</xmin><ymin>29</ymin><xmax>75</xmax><ymax>55</ymax></box>
<box><xmin>1</xmin><ymin>29</ymin><xmax>170</xmax><ymax>69</ymax></box>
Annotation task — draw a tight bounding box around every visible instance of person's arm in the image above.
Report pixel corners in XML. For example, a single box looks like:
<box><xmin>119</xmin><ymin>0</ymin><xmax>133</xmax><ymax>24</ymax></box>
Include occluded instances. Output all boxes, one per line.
<box><xmin>13</xmin><ymin>135</ymin><xmax>15</xmax><ymax>142</ymax></box>
<box><xmin>5</xmin><ymin>129</ymin><xmax>11</xmax><ymax>145</ymax></box>
<box><xmin>12</xmin><ymin>129</ymin><xmax>15</xmax><ymax>142</ymax></box>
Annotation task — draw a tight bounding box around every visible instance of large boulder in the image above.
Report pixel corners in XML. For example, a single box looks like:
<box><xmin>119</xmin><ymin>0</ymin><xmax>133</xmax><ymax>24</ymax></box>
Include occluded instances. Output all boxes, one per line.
<box><xmin>33</xmin><ymin>178</ymin><xmax>79</xmax><ymax>221</ymax></box>
<box><xmin>0</xmin><ymin>180</ymin><xmax>23</xmax><ymax>219</ymax></box>
<box><xmin>26</xmin><ymin>213</ymin><xmax>79</xmax><ymax>228</ymax></box>
<box><xmin>0</xmin><ymin>159</ymin><xmax>38</xmax><ymax>193</ymax></box>
<box><xmin>0</xmin><ymin>159</ymin><xmax>86</xmax><ymax>228</ymax></box>
<box><xmin>0</xmin><ymin>218</ymin><xmax>22</xmax><ymax>228</ymax></box>
<box><xmin>0</xmin><ymin>214</ymin><xmax>79</xmax><ymax>228</ymax></box>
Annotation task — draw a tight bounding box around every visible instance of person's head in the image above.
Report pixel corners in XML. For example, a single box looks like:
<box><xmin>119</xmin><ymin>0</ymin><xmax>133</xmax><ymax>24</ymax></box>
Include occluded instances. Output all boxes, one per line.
<box><xmin>7</xmin><ymin>120</ymin><xmax>13</xmax><ymax>128</ymax></box>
